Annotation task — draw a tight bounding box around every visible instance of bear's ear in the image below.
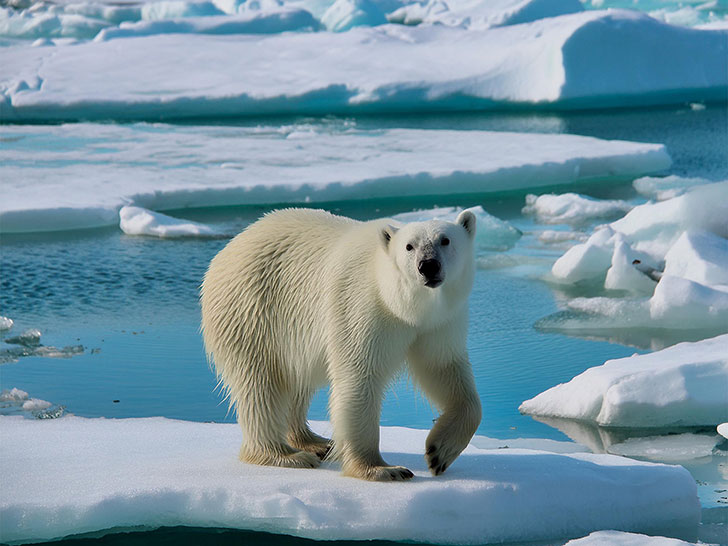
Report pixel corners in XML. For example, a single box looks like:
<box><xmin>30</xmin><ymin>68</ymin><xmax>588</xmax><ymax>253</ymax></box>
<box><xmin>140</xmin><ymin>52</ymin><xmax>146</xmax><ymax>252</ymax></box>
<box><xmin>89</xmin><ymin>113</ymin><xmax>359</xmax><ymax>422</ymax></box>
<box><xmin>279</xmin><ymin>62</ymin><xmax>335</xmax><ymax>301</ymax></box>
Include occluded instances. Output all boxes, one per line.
<box><xmin>382</xmin><ymin>224</ymin><xmax>398</xmax><ymax>248</ymax></box>
<box><xmin>456</xmin><ymin>209</ymin><xmax>476</xmax><ymax>239</ymax></box>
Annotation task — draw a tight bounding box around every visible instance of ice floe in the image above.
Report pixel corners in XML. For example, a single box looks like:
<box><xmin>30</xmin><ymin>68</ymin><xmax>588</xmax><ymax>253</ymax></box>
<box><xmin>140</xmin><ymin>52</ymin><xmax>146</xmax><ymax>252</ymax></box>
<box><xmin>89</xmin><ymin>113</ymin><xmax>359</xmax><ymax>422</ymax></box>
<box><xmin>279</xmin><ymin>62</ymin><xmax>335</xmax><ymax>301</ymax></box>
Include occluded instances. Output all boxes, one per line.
<box><xmin>0</xmin><ymin>317</ymin><xmax>12</xmax><ymax>331</ymax></box>
<box><xmin>523</xmin><ymin>192</ymin><xmax>633</xmax><ymax>226</ymax></box>
<box><xmin>392</xmin><ymin>205</ymin><xmax>522</xmax><ymax>250</ymax></box>
<box><xmin>119</xmin><ymin>206</ymin><xmax>222</xmax><ymax>238</ymax></box>
<box><xmin>1</xmin><ymin>10</ymin><xmax>725</xmax><ymax>121</ymax></box>
<box><xmin>0</xmin><ymin>416</ymin><xmax>700</xmax><ymax>545</ymax></box>
<box><xmin>633</xmin><ymin>175</ymin><xmax>712</xmax><ymax>202</ymax></box>
<box><xmin>1</xmin><ymin>328</ymin><xmax>84</xmax><ymax>364</ymax></box>
<box><xmin>520</xmin><ymin>333</ymin><xmax>728</xmax><ymax>428</ymax></box>
<box><xmin>718</xmin><ymin>423</ymin><xmax>728</xmax><ymax>440</ymax></box>
<box><xmin>565</xmin><ymin>530</ymin><xmax>700</xmax><ymax>546</ymax></box>
<box><xmin>0</xmin><ymin>123</ymin><xmax>670</xmax><ymax>234</ymax></box>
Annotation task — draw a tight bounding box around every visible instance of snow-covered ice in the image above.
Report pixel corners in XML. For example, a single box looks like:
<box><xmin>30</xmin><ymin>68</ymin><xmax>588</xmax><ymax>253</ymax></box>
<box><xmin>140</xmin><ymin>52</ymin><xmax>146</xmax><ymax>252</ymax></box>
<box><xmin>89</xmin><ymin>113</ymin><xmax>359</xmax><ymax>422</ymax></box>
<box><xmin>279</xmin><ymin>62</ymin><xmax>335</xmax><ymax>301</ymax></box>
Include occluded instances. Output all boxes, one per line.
<box><xmin>0</xmin><ymin>316</ymin><xmax>12</xmax><ymax>331</ymax></box>
<box><xmin>523</xmin><ymin>193</ymin><xmax>633</xmax><ymax>226</ymax></box>
<box><xmin>633</xmin><ymin>175</ymin><xmax>712</xmax><ymax>201</ymax></box>
<box><xmin>0</xmin><ymin>416</ymin><xmax>701</xmax><ymax>545</ymax></box>
<box><xmin>520</xmin><ymin>334</ymin><xmax>728</xmax><ymax>428</ymax></box>
<box><xmin>718</xmin><ymin>423</ymin><xmax>728</xmax><ymax>440</ymax></box>
<box><xmin>392</xmin><ymin>205</ymin><xmax>522</xmax><ymax>250</ymax></box>
<box><xmin>0</xmin><ymin>123</ymin><xmax>670</xmax><ymax>234</ymax></box>
<box><xmin>119</xmin><ymin>206</ymin><xmax>222</xmax><ymax>238</ymax></box>
<box><xmin>565</xmin><ymin>530</ymin><xmax>700</xmax><ymax>546</ymax></box>
<box><xmin>1</xmin><ymin>10</ymin><xmax>725</xmax><ymax>121</ymax></box>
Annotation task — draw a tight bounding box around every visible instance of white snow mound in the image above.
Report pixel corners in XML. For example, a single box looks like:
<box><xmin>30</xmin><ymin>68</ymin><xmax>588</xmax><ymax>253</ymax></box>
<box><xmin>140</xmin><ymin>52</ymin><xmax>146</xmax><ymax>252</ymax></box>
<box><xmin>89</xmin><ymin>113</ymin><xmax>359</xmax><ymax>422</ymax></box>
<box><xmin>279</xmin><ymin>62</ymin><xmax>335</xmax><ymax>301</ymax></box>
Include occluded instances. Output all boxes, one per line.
<box><xmin>119</xmin><ymin>206</ymin><xmax>221</xmax><ymax>238</ymax></box>
<box><xmin>520</xmin><ymin>333</ymin><xmax>728</xmax><ymax>428</ymax></box>
<box><xmin>0</xmin><ymin>416</ymin><xmax>700</xmax><ymax>545</ymax></box>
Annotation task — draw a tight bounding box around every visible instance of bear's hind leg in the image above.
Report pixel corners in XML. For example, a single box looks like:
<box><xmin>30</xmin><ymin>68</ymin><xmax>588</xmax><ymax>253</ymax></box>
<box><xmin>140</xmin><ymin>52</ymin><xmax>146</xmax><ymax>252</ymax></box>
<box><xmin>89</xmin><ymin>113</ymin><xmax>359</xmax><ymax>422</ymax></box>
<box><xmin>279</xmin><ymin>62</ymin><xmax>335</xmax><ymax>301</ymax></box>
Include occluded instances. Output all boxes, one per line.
<box><xmin>287</xmin><ymin>388</ymin><xmax>332</xmax><ymax>460</ymax></box>
<box><xmin>235</xmin><ymin>373</ymin><xmax>321</xmax><ymax>469</ymax></box>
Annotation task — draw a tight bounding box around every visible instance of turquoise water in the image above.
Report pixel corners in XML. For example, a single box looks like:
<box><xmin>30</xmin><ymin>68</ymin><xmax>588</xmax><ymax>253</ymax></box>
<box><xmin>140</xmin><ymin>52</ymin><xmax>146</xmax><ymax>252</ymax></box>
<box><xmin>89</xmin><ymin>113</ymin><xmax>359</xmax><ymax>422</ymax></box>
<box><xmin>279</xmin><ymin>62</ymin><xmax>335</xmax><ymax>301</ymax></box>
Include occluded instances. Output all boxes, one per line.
<box><xmin>2</xmin><ymin>105</ymin><xmax>727</xmax><ymax>545</ymax></box>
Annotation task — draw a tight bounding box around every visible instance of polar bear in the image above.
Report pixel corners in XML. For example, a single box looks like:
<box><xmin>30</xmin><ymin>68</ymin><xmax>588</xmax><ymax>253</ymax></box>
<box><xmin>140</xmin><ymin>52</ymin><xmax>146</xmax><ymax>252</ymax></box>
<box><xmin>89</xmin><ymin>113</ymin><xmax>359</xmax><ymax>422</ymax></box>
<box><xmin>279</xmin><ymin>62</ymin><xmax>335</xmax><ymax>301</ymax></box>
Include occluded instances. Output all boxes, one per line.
<box><xmin>200</xmin><ymin>208</ymin><xmax>481</xmax><ymax>481</ymax></box>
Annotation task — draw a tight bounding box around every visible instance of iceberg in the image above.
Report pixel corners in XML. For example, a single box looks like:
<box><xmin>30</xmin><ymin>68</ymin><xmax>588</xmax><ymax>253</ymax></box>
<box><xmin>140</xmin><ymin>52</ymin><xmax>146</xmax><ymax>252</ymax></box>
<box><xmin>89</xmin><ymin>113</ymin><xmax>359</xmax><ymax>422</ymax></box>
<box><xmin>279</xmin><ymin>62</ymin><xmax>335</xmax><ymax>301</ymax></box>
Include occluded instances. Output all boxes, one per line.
<box><xmin>119</xmin><ymin>206</ymin><xmax>222</xmax><ymax>238</ymax></box>
<box><xmin>1</xmin><ymin>10</ymin><xmax>725</xmax><ymax>121</ymax></box>
<box><xmin>519</xmin><ymin>333</ymin><xmax>728</xmax><ymax>428</ymax></box>
<box><xmin>392</xmin><ymin>205</ymin><xmax>522</xmax><ymax>250</ymax></box>
<box><xmin>0</xmin><ymin>123</ymin><xmax>670</xmax><ymax>234</ymax></box>
<box><xmin>0</xmin><ymin>316</ymin><xmax>12</xmax><ymax>331</ymax></box>
<box><xmin>0</xmin><ymin>416</ymin><xmax>700</xmax><ymax>545</ymax></box>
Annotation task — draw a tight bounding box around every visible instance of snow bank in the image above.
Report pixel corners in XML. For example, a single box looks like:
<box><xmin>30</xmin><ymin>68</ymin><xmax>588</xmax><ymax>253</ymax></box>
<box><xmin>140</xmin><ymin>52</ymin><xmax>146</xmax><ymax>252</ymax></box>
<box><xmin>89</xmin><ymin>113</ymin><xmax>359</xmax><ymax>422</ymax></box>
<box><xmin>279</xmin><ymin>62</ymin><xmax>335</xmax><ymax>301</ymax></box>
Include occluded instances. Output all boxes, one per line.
<box><xmin>392</xmin><ymin>205</ymin><xmax>522</xmax><ymax>250</ymax></box>
<box><xmin>1</xmin><ymin>10</ymin><xmax>725</xmax><ymax>121</ymax></box>
<box><xmin>0</xmin><ymin>416</ymin><xmax>700</xmax><ymax>545</ymax></box>
<box><xmin>0</xmin><ymin>123</ymin><xmax>670</xmax><ymax>234</ymax></box>
<box><xmin>520</xmin><ymin>334</ymin><xmax>728</xmax><ymax>428</ymax></box>
<box><xmin>95</xmin><ymin>9</ymin><xmax>320</xmax><ymax>40</ymax></box>
<box><xmin>119</xmin><ymin>206</ymin><xmax>221</xmax><ymax>238</ymax></box>
<box><xmin>565</xmin><ymin>531</ymin><xmax>700</xmax><ymax>546</ymax></box>
<box><xmin>523</xmin><ymin>192</ymin><xmax>632</xmax><ymax>225</ymax></box>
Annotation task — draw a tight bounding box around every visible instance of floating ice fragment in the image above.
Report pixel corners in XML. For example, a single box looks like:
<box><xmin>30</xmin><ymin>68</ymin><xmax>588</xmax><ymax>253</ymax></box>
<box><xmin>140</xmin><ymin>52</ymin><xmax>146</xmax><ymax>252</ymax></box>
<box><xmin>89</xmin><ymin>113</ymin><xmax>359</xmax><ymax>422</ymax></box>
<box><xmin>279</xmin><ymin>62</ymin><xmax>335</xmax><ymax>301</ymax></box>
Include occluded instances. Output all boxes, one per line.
<box><xmin>119</xmin><ymin>206</ymin><xmax>222</xmax><ymax>238</ymax></box>
<box><xmin>391</xmin><ymin>205</ymin><xmax>522</xmax><ymax>250</ymax></box>
<box><xmin>0</xmin><ymin>317</ymin><xmax>13</xmax><ymax>331</ymax></box>
<box><xmin>0</xmin><ymin>388</ymin><xmax>29</xmax><ymax>403</ymax></box>
<box><xmin>0</xmin><ymin>388</ymin><xmax>64</xmax><ymax>419</ymax></box>
<box><xmin>718</xmin><ymin>423</ymin><xmax>728</xmax><ymax>440</ymax></box>
<box><xmin>4</xmin><ymin>328</ymin><xmax>41</xmax><ymax>347</ymax></box>
<box><xmin>520</xmin><ymin>333</ymin><xmax>728</xmax><ymax>428</ymax></box>
<box><xmin>523</xmin><ymin>192</ymin><xmax>632</xmax><ymax>226</ymax></box>
<box><xmin>663</xmin><ymin>231</ymin><xmax>728</xmax><ymax>287</ymax></box>
<box><xmin>537</xmin><ymin>230</ymin><xmax>587</xmax><ymax>245</ymax></box>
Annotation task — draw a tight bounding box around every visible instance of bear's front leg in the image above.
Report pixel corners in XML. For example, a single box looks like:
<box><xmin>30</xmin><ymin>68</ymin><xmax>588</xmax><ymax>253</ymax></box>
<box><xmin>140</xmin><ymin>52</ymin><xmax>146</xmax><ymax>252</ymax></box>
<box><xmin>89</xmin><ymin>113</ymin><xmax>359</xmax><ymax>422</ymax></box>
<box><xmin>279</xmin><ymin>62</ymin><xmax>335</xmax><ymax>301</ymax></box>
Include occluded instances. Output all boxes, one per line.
<box><xmin>328</xmin><ymin>362</ymin><xmax>414</xmax><ymax>482</ymax></box>
<box><xmin>408</xmin><ymin>343</ymin><xmax>482</xmax><ymax>476</ymax></box>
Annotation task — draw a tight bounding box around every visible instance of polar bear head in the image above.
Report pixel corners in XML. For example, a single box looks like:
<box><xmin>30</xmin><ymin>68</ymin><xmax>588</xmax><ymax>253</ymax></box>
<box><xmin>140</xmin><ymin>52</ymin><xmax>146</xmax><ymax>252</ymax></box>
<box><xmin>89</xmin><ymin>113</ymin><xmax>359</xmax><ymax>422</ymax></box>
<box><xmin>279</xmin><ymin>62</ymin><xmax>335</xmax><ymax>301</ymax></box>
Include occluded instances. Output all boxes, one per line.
<box><xmin>377</xmin><ymin>210</ymin><xmax>476</xmax><ymax>326</ymax></box>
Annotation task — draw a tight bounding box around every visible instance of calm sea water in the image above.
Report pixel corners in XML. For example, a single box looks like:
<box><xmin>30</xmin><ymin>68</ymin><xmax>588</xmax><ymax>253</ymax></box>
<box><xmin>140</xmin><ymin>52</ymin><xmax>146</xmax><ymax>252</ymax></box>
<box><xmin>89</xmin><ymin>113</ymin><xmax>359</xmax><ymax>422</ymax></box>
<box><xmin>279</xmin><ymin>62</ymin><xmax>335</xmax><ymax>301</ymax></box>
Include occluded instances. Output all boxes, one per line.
<box><xmin>2</xmin><ymin>105</ymin><xmax>727</xmax><ymax>545</ymax></box>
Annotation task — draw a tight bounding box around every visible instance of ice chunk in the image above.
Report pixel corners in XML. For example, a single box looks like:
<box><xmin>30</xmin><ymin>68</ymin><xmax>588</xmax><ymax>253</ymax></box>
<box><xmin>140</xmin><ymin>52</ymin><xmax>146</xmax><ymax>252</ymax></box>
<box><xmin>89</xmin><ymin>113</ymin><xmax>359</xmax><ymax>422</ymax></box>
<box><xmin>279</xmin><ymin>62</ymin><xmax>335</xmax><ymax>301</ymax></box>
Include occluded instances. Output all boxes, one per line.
<box><xmin>663</xmin><ymin>231</ymin><xmax>728</xmax><ymax>287</ymax></box>
<box><xmin>321</xmin><ymin>0</ymin><xmax>386</xmax><ymax>31</ymax></box>
<box><xmin>523</xmin><ymin>193</ymin><xmax>632</xmax><ymax>226</ymax></box>
<box><xmin>0</xmin><ymin>388</ymin><xmax>29</xmax><ymax>403</ymax></box>
<box><xmin>537</xmin><ymin>230</ymin><xmax>588</xmax><ymax>245</ymax></box>
<box><xmin>0</xmin><ymin>316</ymin><xmax>12</xmax><ymax>331</ymax></box>
<box><xmin>604</xmin><ymin>240</ymin><xmax>658</xmax><ymax>294</ymax></box>
<box><xmin>391</xmin><ymin>205</ymin><xmax>522</xmax><ymax>250</ymax></box>
<box><xmin>551</xmin><ymin>226</ymin><xmax>616</xmax><ymax>282</ymax></box>
<box><xmin>119</xmin><ymin>206</ymin><xmax>221</xmax><ymax>238</ymax></box>
<box><xmin>0</xmin><ymin>388</ymin><xmax>64</xmax><ymax>419</ymax></box>
<box><xmin>1</xmin><ymin>10</ymin><xmax>726</xmax><ymax>121</ymax></box>
<box><xmin>611</xmin><ymin>181</ymin><xmax>728</xmax><ymax>259</ymax></box>
<box><xmin>649</xmin><ymin>275</ymin><xmax>728</xmax><ymax>329</ymax></box>
<box><xmin>565</xmin><ymin>531</ymin><xmax>700</xmax><ymax>545</ymax></box>
<box><xmin>718</xmin><ymin>422</ymin><xmax>728</xmax><ymax>440</ymax></box>
<box><xmin>633</xmin><ymin>175</ymin><xmax>712</xmax><ymax>201</ymax></box>
<box><xmin>0</xmin><ymin>416</ymin><xmax>700</xmax><ymax>544</ymax></box>
<box><xmin>4</xmin><ymin>328</ymin><xmax>41</xmax><ymax>347</ymax></box>
<box><xmin>0</xmin><ymin>124</ymin><xmax>670</xmax><ymax>234</ymax></box>
<box><xmin>520</xmin><ymin>334</ymin><xmax>728</xmax><ymax>428</ymax></box>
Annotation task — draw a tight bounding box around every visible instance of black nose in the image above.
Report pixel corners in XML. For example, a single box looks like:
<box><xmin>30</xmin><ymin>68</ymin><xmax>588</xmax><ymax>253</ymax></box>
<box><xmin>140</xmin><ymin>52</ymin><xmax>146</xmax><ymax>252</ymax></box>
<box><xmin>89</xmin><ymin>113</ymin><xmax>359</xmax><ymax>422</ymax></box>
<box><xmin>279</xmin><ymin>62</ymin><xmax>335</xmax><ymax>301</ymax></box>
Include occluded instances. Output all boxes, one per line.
<box><xmin>418</xmin><ymin>259</ymin><xmax>441</xmax><ymax>279</ymax></box>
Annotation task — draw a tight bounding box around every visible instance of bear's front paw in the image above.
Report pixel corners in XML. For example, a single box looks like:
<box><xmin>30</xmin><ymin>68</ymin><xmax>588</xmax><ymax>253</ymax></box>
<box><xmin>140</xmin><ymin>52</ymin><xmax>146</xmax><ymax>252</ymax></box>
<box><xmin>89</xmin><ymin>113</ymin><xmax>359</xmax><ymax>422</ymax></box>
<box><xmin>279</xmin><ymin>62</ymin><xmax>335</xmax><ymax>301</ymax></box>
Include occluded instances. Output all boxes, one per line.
<box><xmin>425</xmin><ymin>441</ymin><xmax>458</xmax><ymax>476</ymax></box>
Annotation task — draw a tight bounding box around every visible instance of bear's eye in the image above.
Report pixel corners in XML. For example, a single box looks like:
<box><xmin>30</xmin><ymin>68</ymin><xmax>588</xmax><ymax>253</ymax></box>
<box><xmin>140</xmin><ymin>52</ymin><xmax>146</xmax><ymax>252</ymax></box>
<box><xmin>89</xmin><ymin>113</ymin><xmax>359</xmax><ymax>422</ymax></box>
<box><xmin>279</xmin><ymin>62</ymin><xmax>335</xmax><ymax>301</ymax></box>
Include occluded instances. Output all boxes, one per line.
<box><xmin>441</xmin><ymin>237</ymin><xmax>450</xmax><ymax>246</ymax></box>
<box><xmin>406</xmin><ymin>244</ymin><xmax>414</xmax><ymax>252</ymax></box>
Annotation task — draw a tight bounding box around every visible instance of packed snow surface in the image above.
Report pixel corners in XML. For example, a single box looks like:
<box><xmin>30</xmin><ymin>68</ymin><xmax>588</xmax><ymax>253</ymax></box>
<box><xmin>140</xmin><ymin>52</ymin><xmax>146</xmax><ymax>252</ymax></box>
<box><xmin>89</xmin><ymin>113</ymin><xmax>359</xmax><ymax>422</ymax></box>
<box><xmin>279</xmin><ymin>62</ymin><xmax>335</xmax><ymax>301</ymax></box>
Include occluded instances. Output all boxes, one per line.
<box><xmin>0</xmin><ymin>123</ymin><xmax>670</xmax><ymax>234</ymax></box>
<box><xmin>0</xmin><ymin>416</ymin><xmax>700</xmax><ymax>545</ymax></box>
<box><xmin>119</xmin><ymin>206</ymin><xmax>221</xmax><ymax>238</ymax></box>
<box><xmin>520</xmin><ymin>334</ymin><xmax>728</xmax><ymax>428</ymax></box>
<box><xmin>1</xmin><ymin>10</ymin><xmax>726</xmax><ymax>121</ymax></box>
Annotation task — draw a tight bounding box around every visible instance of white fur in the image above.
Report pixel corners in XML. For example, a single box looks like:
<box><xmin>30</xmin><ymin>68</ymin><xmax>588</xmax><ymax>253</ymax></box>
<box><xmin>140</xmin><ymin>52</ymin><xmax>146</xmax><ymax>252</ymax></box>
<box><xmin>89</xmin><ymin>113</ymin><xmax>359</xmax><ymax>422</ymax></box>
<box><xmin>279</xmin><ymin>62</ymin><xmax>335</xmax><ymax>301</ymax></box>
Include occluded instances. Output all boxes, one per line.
<box><xmin>200</xmin><ymin>208</ymin><xmax>481</xmax><ymax>481</ymax></box>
